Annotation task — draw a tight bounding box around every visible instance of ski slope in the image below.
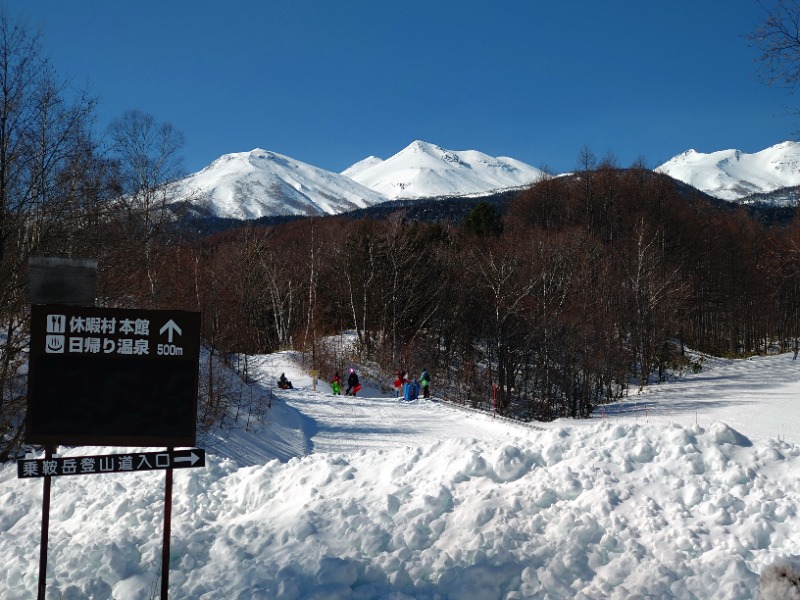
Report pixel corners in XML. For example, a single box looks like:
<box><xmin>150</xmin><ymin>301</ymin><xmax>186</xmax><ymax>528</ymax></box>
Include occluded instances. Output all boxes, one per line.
<box><xmin>2</xmin><ymin>351</ymin><xmax>800</xmax><ymax>598</ymax></box>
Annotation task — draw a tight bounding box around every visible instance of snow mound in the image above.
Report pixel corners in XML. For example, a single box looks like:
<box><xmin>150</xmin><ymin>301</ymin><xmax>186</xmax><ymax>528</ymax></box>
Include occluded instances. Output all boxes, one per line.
<box><xmin>4</xmin><ymin>350</ymin><xmax>800</xmax><ymax>598</ymax></box>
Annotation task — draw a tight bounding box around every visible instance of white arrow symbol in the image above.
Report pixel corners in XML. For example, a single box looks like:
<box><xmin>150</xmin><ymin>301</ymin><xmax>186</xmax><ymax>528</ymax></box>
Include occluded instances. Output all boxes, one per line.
<box><xmin>173</xmin><ymin>451</ymin><xmax>201</xmax><ymax>466</ymax></box>
<box><xmin>159</xmin><ymin>319</ymin><xmax>182</xmax><ymax>343</ymax></box>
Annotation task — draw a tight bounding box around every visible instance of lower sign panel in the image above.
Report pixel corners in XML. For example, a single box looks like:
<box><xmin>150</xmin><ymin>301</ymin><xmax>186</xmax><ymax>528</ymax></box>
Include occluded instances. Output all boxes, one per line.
<box><xmin>27</xmin><ymin>355</ymin><xmax>197</xmax><ymax>446</ymax></box>
<box><xmin>17</xmin><ymin>449</ymin><xmax>206</xmax><ymax>478</ymax></box>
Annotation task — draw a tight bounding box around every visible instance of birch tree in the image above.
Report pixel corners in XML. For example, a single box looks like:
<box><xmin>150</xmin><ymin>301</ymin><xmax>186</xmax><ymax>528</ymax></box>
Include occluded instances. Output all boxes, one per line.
<box><xmin>106</xmin><ymin>109</ymin><xmax>185</xmax><ymax>306</ymax></box>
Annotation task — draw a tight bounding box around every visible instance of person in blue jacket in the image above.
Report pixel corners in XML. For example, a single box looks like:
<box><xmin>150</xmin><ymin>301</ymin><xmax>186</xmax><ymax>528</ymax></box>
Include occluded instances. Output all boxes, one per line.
<box><xmin>403</xmin><ymin>376</ymin><xmax>419</xmax><ymax>400</ymax></box>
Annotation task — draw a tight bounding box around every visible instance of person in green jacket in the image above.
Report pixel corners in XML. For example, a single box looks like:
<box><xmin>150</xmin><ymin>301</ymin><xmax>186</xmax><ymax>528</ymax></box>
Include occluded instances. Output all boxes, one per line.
<box><xmin>420</xmin><ymin>369</ymin><xmax>430</xmax><ymax>398</ymax></box>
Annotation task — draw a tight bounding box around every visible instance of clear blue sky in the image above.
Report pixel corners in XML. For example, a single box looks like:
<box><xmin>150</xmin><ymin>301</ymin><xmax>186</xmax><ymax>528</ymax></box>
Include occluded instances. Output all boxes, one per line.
<box><xmin>8</xmin><ymin>0</ymin><xmax>797</xmax><ymax>176</ymax></box>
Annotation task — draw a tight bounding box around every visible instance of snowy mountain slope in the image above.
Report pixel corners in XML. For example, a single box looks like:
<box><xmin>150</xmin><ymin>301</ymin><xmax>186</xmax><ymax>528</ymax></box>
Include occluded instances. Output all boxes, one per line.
<box><xmin>736</xmin><ymin>185</ymin><xmax>800</xmax><ymax>207</ymax></box>
<box><xmin>343</xmin><ymin>140</ymin><xmax>546</xmax><ymax>199</ymax></box>
<box><xmin>169</xmin><ymin>149</ymin><xmax>389</xmax><ymax>219</ymax></box>
<box><xmin>340</xmin><ymin>155</ymin><xmax>383</xmax><ymax>180</ymax></box>
<box><xmin>656</xmin><ymin>140</ymin><xmax>800</xmax><ymax>202</ymax></box>
<box><xmin>166</xmin><ymin>140</ymin><xmax>800</xmax><ymax>220</ymax></box>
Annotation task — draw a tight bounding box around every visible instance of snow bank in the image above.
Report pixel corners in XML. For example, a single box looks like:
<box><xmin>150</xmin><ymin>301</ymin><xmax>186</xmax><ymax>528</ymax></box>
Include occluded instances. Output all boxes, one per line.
<box><xmin>3</xmin><ymin>419</ymin><xmax>800</xmax><ymax>598</ymax></box>
<box><xmin>3</xmin><ymin>351</ymin><xmax>800</xmax><ymax>598</ymax></box>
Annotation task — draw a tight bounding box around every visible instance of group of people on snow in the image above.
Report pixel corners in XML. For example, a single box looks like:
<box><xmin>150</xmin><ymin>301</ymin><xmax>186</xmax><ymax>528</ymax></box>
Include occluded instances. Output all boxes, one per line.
<box><xmin>331</xmin><ymin>368</ymin><xmax>361</xmax><ymax>396</ymax></box>
<box><xmin>280</xmin><ymin>367</ymin><xmax>432</xmax><ymax>399</ymax></box>
<box><xmin>328</xmin><ymin>367</ymin><xmax>431</xmax><ymax>399</ymax></box>
<box><xmin>277</xmin><ymin>372</ymin><xmax>293</xmax><ymax>389</ymax></box>
<box><xmin>392</xmin><ymin>369</ymin><xmax>430</xmax><ymax>400</ymax></box>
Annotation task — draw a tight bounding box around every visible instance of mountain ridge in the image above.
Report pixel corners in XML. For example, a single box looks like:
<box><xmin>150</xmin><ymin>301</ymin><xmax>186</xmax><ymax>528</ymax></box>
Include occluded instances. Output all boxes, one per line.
<box><xmin>655</xmin><ymin>141</ymin><xmax>800</xmax><ymax>203</ymax></box>
<box><xmin>168</xmin><ymin>140</ymin><xmax>800</xmax><ymax>220</ymax></box>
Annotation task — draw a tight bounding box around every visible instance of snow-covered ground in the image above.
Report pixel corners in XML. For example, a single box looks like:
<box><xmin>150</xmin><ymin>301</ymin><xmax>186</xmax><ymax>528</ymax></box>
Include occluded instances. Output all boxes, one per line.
<box><xmin>3</xmin><ymin>351</ymin><xmax>800</xmax><ymax>599</ymax></box>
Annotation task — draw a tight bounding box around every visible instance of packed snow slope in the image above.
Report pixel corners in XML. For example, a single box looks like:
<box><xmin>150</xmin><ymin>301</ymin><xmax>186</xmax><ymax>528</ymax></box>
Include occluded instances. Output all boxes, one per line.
<box><xmin>656</xmin><ymin>140</ymin><xmax>800</xmax><ymax>202</ymax></box>
<box><xmin>342</xmin><ymin>140</ymin><xmax>545</xmax><ymax>200</ymax></box>
<box><xmin>4</xmin><ymin>352</ymin><xmax>800</xmax><ymax>599</ymax></box>
<box><xmin>170</xmin><ymin>149</ymin><xmax>388</xmax><ymax>219</ymax></box>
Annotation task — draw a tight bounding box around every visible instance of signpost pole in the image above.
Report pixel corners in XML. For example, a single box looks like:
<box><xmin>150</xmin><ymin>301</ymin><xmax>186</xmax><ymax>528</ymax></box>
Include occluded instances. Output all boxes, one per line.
<box><xmin>160</xmin><ymin>447</ymin><xmax>174</xmax><ymax>600</ymax></box>
<box><xmin>37</xmin><ymin>444</ymin><xmax>54</xmax><ymax>600</ymax></box>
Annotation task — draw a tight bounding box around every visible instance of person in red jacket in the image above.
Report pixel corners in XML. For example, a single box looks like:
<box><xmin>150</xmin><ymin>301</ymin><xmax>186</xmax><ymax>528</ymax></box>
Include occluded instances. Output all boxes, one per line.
<box><xmin>393</xmin><ymin>371</ymin><xmax>404</xmax><ymax>397</ymax></box>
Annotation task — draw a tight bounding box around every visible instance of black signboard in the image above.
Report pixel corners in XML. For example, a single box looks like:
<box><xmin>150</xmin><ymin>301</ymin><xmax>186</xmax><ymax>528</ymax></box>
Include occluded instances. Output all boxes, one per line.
<box><xmin>26</xmin><ymin>305</ymin><xmax>201</xmax><ymax>447</ymax></box>
<box><xmin>17</xmin><ymin>449</ymin><xmax>205</xmax><ymax>478</ymax></box>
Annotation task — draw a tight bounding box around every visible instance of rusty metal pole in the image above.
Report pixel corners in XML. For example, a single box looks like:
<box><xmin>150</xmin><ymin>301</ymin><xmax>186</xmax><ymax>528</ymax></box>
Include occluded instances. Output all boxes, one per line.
<box><xmin>161</xmin><ymin>448</ymin><xmax>174</xmax><ymax>600</ymax></box>
<box><xmin>37</xmin><ymin>444</ymin><xmax>54</xmax><ymax>600</ymax></box>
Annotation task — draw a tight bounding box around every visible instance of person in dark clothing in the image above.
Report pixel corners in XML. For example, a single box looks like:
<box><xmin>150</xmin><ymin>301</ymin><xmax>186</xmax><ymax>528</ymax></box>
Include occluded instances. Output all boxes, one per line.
<box><xmin>345</xmin><ymin>367</ymin><xmax>360</xmax><ymax>396</ymax></box>
<box><xmin>278</xmin><ymin>373</ymin><xmax>293</xmax><ymax>389</ymax></box>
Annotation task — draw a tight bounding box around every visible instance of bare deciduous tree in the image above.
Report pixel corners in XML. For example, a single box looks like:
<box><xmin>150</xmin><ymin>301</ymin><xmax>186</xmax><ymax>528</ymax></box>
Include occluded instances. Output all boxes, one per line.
<box><xmin>0</xmin><ymin>10</ymin><xmax>100</xmax><ymax>458</ymax></box>
<box><xmin>750</xmin><ymin>0</ymin><xmax>800</xmax><ymax>89</ymax></box>
<box><xmin>105</xmin><ymin>109</ymin><xmax>185</xmax><ymax>306</ymax></box>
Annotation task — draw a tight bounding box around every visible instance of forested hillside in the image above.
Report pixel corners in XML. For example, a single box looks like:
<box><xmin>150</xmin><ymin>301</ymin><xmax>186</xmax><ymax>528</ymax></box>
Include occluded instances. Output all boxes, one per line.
<box><xmin>138</xmin><ymin>166</ymin><xmax>798</xmax><ymax>425</ymax></box>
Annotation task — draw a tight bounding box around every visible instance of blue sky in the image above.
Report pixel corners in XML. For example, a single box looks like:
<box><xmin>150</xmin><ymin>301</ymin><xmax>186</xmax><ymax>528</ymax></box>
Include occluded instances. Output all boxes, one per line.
<box><xmin>9</xmin><ymin>0</ymin><xmax>798</xmax><ymax>176</ymax></box>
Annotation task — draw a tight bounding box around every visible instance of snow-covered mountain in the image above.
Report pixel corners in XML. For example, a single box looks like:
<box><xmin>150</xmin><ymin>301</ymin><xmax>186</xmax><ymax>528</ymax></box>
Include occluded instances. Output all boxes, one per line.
<box><xmin>169</xmin><ymin>142</ymin><xmax>546</xmax><ymax>219</ymax></box>
<box><xmin>168</xmin><ymin>140</ymin><xmax>800</xmax><ymax>220</ymax></box>
<box><xmin>343</xmin><ymin>140</ymin><xmax>545</xmax><ymax>199</ymax></box>
<box><xmin>170</xmin><ymin>149</ymin><xmax>388</xmax><ymax>220</ymax></box>
<box><xmin>656</xmin><ymin>141</ymin><xmax>800</xmax><ymax>203</ymax></box>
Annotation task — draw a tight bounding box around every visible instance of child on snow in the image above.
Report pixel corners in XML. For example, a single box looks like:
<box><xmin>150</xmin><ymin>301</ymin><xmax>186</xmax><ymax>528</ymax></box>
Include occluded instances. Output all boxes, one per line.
<box><xmin>392</xmin><ymin>371</ymin><xmax>406</xmax><ymax>397</ymax></box>
<box><xmin>278</xmin><ymin>373</ymin><xmax>293</xmax><ymax>389</ymax></box>
<box><xmin>345</xmin><ymin>368</ymin><xmax>361</xmax><ymax>396</ymax></box>
<box><xmin>420</xmin><ymin>369</ymin><xmax>430</xmax><ymax>398</ymax></box>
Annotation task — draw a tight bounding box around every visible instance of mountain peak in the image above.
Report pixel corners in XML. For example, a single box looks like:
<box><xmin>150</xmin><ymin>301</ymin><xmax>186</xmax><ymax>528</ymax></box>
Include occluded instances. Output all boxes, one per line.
<box><xmin>406</xmin><ymin>140</ymin><xmax>439</xmax><ymax>152</ymax></box>
<box><xmin>657</xmin><ymin>141</ymin><xmax>800</xmax><ymax>202</ymax></box>
<box><xmin>341</xmin><ymin>155</ymin><xmax>383</xmax><ymax>180</ymax></box>
<box><xmin>172</xmin><ymin>148</ymin><xmax>387</xmax><ymax>219</ymax></box>
<box><xmin>346</xmin><ymin>142</ymin><xmax>543</xmax><ymax>199</ymax></box>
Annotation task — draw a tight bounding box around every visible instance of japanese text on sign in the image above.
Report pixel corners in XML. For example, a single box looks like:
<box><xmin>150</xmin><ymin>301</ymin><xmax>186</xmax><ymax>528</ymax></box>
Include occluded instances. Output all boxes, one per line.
<box><xmin>17</xmin><ymin>449</ymin><xmax>205</xmax><ymax>478</ymax></box>
<box><xmin>45</xmin><ymin>312</ymin><xmax>152</xmax><ymax>356</ymax></box>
